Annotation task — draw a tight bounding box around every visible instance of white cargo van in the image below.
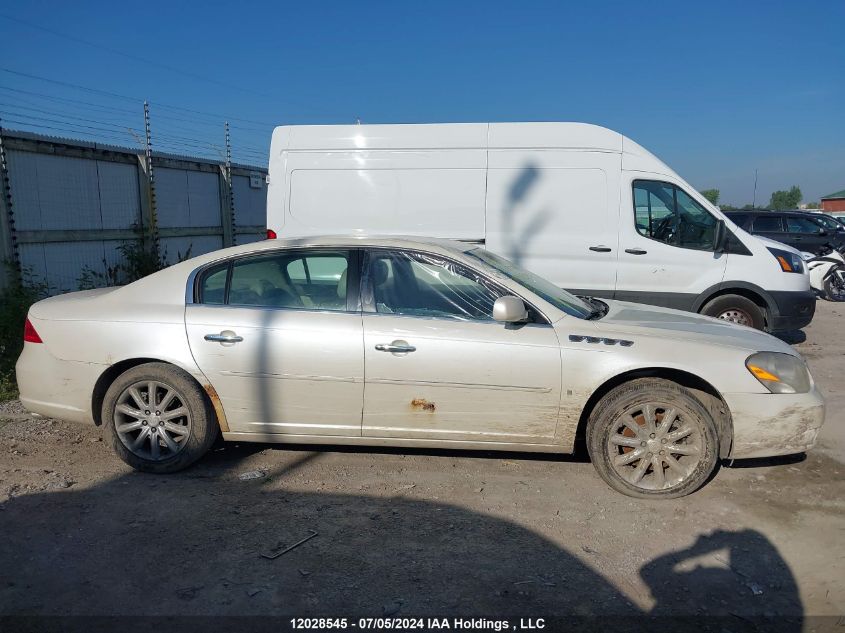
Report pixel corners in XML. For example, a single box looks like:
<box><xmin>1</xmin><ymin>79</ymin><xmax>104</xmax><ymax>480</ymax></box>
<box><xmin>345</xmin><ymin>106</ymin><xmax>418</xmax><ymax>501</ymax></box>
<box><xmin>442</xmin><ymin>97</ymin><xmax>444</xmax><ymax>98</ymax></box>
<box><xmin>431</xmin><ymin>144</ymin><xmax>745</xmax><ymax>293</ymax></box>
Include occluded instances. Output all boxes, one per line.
<box><xmin>266</xmin><ymin>122</ymin><xmax>814</xmax><ymax>332</ymax></box>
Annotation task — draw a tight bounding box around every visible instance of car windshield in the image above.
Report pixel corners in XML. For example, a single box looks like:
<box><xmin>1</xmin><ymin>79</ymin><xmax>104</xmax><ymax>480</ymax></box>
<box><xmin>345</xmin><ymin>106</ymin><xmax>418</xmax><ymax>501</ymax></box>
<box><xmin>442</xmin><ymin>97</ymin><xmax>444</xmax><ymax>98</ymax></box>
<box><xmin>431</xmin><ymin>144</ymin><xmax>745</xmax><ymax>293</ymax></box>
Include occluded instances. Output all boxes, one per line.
<box><xmin>466</xmin><ymin>248</ymin><xmax>595</xmax><ymax>319</ymax></box>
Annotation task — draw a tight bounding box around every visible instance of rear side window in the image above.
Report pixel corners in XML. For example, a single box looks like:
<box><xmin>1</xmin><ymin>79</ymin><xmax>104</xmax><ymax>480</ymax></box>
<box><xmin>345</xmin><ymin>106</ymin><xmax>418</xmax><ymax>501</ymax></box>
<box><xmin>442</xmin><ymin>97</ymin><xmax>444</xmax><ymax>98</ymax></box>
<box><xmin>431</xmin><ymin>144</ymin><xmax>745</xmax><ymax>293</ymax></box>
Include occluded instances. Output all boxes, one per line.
<box><xmin>633</xmin><ymin>180</ymin><xmax>717</xmax><ymax>250</ymax></box>
<box><xmin>198</xmin><ymin>263</ymin><xmax>228</xmax><ymax>305</ymax></box>
<box><xmin>197</xmin><ymin>250</ymin><xmax>351</xmax><ymax>311</ymax></box>
<box><xmin>752</xmin><ymin>215</ymin><xmax>784</xmax><ymax>232</ymax></box>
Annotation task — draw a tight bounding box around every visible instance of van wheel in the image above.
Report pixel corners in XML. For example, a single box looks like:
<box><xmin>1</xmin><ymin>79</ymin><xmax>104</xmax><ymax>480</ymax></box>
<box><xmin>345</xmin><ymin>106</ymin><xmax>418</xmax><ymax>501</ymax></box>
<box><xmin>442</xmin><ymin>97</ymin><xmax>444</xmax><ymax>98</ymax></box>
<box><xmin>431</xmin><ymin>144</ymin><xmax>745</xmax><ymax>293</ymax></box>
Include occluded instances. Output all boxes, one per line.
<box><xmin>700</xmin><ymin>294</ymin><xmax>765</xmax><ymax>329</ymax></box>
<box><xmin>587</xmin><ymin>378</ymin><xmax>719</xmax><ymax>499</ymax></box>
<box><xmin>102</xmin><ymin>363</ymin><xmax>218</xmax><ymax>473</ymax></box>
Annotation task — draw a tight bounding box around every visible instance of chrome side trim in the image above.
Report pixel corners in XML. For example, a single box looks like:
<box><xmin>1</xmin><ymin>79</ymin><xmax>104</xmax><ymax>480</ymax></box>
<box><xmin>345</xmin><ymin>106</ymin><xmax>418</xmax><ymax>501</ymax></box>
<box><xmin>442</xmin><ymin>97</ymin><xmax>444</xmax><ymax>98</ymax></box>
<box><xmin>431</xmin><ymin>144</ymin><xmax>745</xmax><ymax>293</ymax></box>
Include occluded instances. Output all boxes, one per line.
<box><xmin>219</xmin><ymin>370</ymin><xmax>360</xmax><ymax>383</ymax></box>
<box><xmin>367</xmin><ymin>378</ymin><xmax>552</xmax><ymax>393</ymax></box>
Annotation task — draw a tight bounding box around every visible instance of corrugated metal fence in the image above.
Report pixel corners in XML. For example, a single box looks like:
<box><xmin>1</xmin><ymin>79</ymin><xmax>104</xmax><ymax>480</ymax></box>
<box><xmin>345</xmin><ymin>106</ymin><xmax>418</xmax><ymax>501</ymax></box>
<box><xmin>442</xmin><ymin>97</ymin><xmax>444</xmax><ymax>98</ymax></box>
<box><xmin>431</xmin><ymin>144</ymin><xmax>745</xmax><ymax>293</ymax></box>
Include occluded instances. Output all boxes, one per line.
<box><xmin>0</xmin><ymin>129</ymin><xmax>267</xmax><ymax>293</ymax></box>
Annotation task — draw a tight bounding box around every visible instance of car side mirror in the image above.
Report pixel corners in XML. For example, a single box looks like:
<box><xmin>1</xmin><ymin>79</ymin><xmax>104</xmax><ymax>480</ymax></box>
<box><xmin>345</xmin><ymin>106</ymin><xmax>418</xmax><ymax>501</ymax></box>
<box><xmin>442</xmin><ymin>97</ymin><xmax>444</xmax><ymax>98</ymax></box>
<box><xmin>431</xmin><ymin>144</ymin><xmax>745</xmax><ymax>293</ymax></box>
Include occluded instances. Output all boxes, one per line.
<box><xmin>493</xmin><ymin>296</ymin><xmax>529</xmax><ymax>323</ymax></box>
<box><xmin>714</xmin><ymin>219</ymin><xmax>726</xmax><ymax>254</ymax></box>
<box><xmin>819</xmin><ymin>228</ymin><xmax>827</xmax><ymax>236</ymax></box>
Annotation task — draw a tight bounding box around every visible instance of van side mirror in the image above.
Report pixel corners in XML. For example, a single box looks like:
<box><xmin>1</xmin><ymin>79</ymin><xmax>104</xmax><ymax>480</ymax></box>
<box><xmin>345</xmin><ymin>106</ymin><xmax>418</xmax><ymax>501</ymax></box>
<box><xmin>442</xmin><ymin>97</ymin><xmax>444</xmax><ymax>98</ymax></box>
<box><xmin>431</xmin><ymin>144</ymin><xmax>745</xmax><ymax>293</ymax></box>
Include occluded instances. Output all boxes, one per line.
<box><xmin>493</xmin><ymin>296</ymin><xmax>529</xmax><ymax>323</ymax></box>
<box><xmin>714</xmin><ymin>219</ymin><xmax>726</xmax><ymax>254</ymax></box>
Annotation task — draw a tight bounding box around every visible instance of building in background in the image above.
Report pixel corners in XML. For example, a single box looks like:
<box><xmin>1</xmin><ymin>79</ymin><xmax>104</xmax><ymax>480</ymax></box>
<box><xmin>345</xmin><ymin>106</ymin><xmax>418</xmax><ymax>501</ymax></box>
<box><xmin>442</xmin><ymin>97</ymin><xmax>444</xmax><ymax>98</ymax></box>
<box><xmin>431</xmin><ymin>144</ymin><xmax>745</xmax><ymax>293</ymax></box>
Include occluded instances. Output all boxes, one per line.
<box><xmin>821</xmin><ymin>189</ymin><xmax>845</xmax><ymax>212</ymax></box>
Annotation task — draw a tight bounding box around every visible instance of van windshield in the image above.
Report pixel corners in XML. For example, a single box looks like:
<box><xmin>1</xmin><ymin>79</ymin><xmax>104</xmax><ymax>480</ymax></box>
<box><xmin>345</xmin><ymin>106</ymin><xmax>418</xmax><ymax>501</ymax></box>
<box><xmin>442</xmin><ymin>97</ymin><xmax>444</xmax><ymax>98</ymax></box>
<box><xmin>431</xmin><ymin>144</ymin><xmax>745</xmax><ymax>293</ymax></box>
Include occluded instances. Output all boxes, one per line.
<box><xmin>466</xmin><ymin>248</ymin><xmax>595</xmax><ymax>319</ymax></box>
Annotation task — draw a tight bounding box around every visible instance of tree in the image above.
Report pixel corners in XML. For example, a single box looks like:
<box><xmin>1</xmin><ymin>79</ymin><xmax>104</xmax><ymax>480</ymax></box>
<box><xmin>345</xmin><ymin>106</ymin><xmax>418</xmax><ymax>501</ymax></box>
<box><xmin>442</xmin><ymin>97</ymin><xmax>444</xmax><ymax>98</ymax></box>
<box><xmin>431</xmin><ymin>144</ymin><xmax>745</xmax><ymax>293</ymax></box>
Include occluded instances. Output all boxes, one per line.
<box><xmin>699</xmin><ymin>189</ymin><xmax>720</xmax><ymax>205</ymax></box>
<box><xmin>805</xmin><ymin>201</ymin><xmax>820</xmax><ymax>209</ymax></box>
<box><xmin>769</xmin><ymin>186</ymin><xmax>802</xmax><ymax>210</ymax></box>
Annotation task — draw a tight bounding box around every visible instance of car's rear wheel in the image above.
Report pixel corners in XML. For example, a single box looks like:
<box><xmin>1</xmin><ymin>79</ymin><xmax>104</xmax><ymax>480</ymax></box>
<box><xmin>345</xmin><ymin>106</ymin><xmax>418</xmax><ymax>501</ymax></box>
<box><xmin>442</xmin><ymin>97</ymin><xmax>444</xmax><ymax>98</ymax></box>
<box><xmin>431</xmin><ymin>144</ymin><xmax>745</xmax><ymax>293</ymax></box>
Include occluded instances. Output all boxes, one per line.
<box><xmin>102</xmin><ymin>363</ymin><xmax>218</xmax><ymax>473</ymax></box>
<box><xmin>587</xmin><ymin>378</ymin><xmax>719</xmax><ymax>499</ymax></box>
<box><xmin>700</xmin><ymin>294</ymin><xmax>765</xmax><ymax>330</ymax></box>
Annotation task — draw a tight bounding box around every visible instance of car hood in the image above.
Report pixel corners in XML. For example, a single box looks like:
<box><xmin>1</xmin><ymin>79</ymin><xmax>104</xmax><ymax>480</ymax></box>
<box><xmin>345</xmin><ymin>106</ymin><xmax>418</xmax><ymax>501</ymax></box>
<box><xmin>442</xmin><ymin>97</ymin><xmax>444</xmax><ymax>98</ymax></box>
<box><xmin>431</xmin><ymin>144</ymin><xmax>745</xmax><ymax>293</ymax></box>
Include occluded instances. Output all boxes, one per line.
<box><xmin>589</xmin><ymin>299</ymin><xmax>797</xmax><ymax>355</ymax></box>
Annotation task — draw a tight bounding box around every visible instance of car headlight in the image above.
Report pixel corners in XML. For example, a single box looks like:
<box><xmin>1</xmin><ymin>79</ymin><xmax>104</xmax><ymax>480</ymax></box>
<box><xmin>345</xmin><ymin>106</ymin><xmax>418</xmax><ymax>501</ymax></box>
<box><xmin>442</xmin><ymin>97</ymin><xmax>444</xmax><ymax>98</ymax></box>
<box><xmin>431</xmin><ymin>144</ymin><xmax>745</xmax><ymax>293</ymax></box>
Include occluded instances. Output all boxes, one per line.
<box><xmin>766</xmin><ymin>247</ymin><xmax>804</xmax><ymax>274</ymax></box>
<box><xmin>746</xmin><ymin>352</ymin><xmax>811</xmax><ymax>394</ymax></box>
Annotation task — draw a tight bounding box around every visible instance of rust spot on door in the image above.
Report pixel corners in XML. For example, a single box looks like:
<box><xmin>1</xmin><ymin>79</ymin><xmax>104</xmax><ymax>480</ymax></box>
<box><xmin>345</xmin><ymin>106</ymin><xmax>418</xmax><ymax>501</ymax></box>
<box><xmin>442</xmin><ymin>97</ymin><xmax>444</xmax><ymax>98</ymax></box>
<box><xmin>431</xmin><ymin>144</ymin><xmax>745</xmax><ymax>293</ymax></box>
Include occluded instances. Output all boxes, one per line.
<box><xmin>410</xmin><ymin>398</ymin><xmax>436</xmax><ymax>412</ymax></box>
<box><xmin>204</xmin><ymin>384</ymin><xmax>230</xmax><ymax>432</ymax></box>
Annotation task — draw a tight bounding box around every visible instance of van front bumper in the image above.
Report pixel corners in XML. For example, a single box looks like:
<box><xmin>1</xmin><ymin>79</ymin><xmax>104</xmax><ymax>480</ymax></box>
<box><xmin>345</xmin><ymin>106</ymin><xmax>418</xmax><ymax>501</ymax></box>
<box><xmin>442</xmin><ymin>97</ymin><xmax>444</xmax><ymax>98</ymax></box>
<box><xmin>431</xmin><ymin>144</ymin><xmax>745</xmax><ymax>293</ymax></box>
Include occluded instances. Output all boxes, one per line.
<box><xmin>725</xmin><ymin>387</ymin><xmax>825</xmax><ymax>459</ymax></box>
<box><xmin>767</xmin><ymin>290</ymin><xmax>815</xmax><ymax>332</ymax></box>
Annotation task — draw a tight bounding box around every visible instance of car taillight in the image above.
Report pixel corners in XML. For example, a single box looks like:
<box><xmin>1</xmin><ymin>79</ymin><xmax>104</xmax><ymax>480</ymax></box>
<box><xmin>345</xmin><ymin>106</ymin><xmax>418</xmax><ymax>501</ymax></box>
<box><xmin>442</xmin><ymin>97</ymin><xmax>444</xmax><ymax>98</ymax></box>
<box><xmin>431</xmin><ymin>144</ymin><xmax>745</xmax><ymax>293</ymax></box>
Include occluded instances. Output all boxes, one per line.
<box><xmin>24</xmin><ymin>318</ymin><xmax>43</xmax><ymax>343</ymax></box>
<box><xmin>266</xmin><ymin>229</ymin><xmax>277</xmax><ymax>239</ymax></box>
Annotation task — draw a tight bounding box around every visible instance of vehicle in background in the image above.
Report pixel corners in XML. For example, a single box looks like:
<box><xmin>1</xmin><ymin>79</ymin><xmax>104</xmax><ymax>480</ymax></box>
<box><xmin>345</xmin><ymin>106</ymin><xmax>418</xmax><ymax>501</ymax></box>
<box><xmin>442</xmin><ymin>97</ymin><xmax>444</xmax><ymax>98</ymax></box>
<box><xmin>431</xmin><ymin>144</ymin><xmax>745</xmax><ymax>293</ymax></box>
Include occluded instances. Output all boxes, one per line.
<box><xmin>803</xmin><ymin>211</ymin><xmax>845</xmax><ymax>234</ymax></box>
<box><xmin>16</xmin><ymin>236</ymin><xmax>826</xmax><ymax>499</ymax></box>
<box><xmin>802</xmin><ymin>244</ymin><xmax>845</xmax><ymax>302</ymax></box>
<box><xmin>266</xmin><ymin>123</ymin><xmax>814</xmax><ymax>332</ymax></box>
<box><xmin>725</xmin><ymin>210</ymin><xmax>845</xmax><ymax>256</ymax></box>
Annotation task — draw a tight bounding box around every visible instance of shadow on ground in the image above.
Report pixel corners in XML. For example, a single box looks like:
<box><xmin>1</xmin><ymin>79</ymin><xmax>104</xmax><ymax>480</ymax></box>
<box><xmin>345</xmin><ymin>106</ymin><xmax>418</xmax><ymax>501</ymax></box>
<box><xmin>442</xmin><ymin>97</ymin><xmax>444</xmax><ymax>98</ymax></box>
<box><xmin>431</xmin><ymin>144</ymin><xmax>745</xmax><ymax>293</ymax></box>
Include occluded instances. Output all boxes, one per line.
<box><xmin>0</xmin><ymin>443</ymin><xmax>804</xmax><ymax>632</ymax></box>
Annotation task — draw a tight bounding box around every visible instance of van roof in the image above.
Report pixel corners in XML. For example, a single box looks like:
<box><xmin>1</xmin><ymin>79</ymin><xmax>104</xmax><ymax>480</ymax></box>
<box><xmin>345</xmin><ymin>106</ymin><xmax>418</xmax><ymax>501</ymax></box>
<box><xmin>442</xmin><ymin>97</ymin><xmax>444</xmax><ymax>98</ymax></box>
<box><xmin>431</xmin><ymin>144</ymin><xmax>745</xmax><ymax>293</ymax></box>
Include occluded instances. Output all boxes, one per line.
<box><xmin>271</xmin><ymin>122</ymin><xmax>625</xmax><ymax>152</ymax></box>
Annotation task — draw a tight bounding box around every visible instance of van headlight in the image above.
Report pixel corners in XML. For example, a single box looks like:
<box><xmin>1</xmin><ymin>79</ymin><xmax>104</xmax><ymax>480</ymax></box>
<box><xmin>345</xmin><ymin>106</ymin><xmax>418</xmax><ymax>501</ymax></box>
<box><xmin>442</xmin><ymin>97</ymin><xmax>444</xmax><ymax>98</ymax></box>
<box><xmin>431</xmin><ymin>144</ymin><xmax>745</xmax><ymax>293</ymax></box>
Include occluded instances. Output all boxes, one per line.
<box><xmin>746</xmin><ymin>352</ymin><xmax>811</xmax><ymax>394</ymax></box>
<box><xmin>766</xmin><ymin>247</ymin><xmax>804</xmax><ymax>274</ymax></box>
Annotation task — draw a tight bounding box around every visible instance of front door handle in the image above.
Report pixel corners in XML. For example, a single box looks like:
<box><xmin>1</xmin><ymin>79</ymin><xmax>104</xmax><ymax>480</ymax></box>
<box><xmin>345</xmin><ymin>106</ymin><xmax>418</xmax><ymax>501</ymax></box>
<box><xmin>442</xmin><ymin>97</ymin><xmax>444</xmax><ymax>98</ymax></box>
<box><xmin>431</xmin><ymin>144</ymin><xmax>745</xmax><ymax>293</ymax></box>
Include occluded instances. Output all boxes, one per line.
<box><xmin>625</xmin><ymin>248</ymin><xmax>648</xmax><ymax>255</ymax></box>
<box><xmin>375</xmin><ymin>340</ymin><xmax>416</xmax><ymax>354</ymax></box>
<box><xmin>589</xmin><ymin>245</ymin><xmax>612</xmax><ymax>252</ymax></box>
<box><xmin>204</xmin><ymin>330</ymin><xmax>244</xmax><ymax>344</ymax></box>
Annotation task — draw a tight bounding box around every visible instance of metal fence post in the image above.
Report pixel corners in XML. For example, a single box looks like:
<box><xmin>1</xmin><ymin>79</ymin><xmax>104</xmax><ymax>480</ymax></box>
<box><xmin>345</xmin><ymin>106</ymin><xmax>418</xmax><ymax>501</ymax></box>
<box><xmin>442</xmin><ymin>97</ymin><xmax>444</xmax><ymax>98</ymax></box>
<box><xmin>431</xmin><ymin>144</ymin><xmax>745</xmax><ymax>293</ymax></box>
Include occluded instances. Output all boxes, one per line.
<box><xmin>142</xmin><ymin>101</ymin><xmax>160</xmax><ymax>258</ymax></box>
<box><xmin>222</xmin><ymin>121</ymin><xmax>237</xmax><ymax>247</ymax></box>
<box><xmin>0</xmin><ymin>120</ymin><xmax>21</xmax><ymax>289</ymax></box>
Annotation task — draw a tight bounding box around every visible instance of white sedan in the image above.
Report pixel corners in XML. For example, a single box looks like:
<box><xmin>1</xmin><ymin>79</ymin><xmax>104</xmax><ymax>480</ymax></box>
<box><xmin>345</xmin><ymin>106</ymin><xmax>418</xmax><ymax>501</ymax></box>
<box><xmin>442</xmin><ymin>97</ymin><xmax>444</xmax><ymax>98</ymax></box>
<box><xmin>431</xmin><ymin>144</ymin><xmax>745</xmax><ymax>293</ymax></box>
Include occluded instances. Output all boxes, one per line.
<box><xmin>16</xmin><ymin>236</ymin><xmax>825</xmax><ymax>498</ymax></box>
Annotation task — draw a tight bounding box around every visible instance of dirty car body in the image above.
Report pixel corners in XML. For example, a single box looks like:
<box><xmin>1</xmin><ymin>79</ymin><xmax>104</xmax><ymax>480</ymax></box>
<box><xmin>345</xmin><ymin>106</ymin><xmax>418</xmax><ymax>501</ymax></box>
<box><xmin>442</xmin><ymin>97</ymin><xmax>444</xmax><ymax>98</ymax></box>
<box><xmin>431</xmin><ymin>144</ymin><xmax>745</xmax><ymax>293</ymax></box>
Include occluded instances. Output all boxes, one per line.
<box><xmin>16</xmin><ymin>236</ymin><xmax>825</xmax><ymax>498</ymax></box>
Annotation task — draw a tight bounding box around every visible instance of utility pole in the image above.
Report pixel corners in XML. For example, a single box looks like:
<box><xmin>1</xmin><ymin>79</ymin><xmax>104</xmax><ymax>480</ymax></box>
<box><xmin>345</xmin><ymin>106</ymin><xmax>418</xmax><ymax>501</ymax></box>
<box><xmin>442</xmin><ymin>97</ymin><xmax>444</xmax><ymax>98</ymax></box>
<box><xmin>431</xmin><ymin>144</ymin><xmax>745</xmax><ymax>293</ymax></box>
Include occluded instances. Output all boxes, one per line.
<box><xmin>752</xmin><ymin>169</ymin><xmax>758</xmax><ymax>209</ymax></box>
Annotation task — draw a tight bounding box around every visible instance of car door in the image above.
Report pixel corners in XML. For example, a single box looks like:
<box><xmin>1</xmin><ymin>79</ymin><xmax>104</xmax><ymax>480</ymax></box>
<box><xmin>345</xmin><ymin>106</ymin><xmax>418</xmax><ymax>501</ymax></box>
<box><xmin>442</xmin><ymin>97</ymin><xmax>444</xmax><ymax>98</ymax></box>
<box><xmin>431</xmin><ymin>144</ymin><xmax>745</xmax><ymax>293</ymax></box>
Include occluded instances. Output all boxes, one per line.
<box><xmin>784</xmin><ymin>215</ymin><xmax>828</xmax><ymax>253</ymax></box>
<box><xmin>360</xmin><ymin>249</ymin><xmax>563</xmax><ymax>444</ymax></box>
<box><xmin>185</xmin><ymin>248</ymin><xmax>364</xmax><ymax>436</ymax></box>
<box><xmin>614</xmin><ymin>179</ymin><xmax>728</xmax><ymax>311</ymax></box>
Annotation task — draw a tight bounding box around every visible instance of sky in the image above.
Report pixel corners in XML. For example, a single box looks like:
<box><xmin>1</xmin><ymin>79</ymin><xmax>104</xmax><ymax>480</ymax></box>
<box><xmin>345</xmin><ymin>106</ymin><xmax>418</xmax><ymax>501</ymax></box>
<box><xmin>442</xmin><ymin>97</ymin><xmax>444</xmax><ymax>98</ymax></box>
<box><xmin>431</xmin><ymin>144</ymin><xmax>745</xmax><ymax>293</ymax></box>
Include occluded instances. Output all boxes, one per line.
<box><xmin>0</xmin><ymin>0</ymin><xmax>843</xmax><ymax>206</ymax></box>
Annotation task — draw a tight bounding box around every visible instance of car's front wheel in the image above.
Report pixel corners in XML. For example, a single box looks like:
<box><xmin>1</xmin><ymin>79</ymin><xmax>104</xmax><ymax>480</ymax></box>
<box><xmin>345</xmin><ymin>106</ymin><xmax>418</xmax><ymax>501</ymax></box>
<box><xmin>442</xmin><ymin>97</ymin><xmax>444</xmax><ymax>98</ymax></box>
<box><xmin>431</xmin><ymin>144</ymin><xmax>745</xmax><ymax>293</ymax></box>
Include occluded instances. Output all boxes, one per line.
<box><xmin>587</xmin><ymin>378</ymin><xmax>719</xmax><ymax>499</ymax></box>
<box><xmin>102</xmin><ymin>363</ymin><xmax>218</xmax><ymax>473</ymax></box>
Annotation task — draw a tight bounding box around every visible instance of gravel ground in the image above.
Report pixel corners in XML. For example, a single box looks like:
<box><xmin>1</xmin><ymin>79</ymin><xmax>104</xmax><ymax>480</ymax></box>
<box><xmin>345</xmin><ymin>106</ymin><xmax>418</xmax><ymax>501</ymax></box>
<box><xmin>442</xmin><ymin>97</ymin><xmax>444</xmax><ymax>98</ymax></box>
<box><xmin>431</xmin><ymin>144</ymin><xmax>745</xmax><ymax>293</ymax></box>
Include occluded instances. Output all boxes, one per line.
<box><xmin>0</xmin><ymin>301</ymin><xmax>843</xmax><ymax>629</ymax></box>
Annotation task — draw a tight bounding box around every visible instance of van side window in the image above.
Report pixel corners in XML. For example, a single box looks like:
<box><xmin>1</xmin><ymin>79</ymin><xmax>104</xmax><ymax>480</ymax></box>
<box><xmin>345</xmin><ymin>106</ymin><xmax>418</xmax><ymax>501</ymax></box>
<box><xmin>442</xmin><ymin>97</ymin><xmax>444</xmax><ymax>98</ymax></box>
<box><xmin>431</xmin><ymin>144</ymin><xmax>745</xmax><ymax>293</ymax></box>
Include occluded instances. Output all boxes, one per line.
<box><xmin>633</xmin><ymin>181</ymin><xmax>717</xmax><ymax>250</ymax></box>
<box><xmin>753</xmin><ymin>216</ymin><xmax>784</xmax><ymax>232</ymax></box>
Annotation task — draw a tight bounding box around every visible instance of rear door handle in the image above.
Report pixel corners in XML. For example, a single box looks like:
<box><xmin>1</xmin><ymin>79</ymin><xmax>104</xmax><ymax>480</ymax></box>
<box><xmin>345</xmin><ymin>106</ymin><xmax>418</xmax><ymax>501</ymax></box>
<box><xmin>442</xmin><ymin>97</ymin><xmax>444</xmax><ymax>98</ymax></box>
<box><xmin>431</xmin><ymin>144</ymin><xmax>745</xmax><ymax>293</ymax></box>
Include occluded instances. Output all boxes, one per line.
<box><xmin>589</xmin><ymin>245</ymin><xmax>612</xmax><ymax>252</ymax></box>
<box><xmin>625</xmin><ymin>248</ymin><xmax>648</xmax><ymax>255</ymax></box>
<box><xmin>375</xmin><ymin>341</ymin><xmax>416</xmax><ymax>354</ymax></box>
<box><xmin>204</xmin><ymin>330</ymin><xmax>243</xmax><ymax>344</ymax></box>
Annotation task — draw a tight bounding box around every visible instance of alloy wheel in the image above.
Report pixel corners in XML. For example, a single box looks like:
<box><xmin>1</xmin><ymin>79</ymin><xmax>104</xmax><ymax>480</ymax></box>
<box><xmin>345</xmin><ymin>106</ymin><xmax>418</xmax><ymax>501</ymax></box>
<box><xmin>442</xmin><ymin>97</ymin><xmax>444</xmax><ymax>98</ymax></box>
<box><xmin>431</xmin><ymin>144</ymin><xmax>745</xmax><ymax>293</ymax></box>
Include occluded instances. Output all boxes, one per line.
<box><xmin>605</xmin><ymin>403</ymin><xmax>704</xmax><ymax>491</ymax></box>
<box><xmin>114</xmin><ymin>380</ymin><xmax>192</xmax><ymax>461</ymax></box>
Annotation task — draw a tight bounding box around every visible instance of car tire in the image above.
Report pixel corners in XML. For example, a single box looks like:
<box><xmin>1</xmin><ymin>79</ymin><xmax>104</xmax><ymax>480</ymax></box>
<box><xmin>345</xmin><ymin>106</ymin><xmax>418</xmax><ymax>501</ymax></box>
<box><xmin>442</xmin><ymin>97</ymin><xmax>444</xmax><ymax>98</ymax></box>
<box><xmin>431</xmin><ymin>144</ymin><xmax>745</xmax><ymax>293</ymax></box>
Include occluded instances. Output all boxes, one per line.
<box><xmin>587</xmin><ymin>378</ymin><xmax>720</xmax><ymax>499</ymax></box>
<box><xmin>102</xmin><ymin>362</ymin><xmax>218</xmax><ymax>473</ymax></box>
<box><xmin>700</xmin><ymin>294</ymin><xmax>765</xmax><ymax>330</ymax></box>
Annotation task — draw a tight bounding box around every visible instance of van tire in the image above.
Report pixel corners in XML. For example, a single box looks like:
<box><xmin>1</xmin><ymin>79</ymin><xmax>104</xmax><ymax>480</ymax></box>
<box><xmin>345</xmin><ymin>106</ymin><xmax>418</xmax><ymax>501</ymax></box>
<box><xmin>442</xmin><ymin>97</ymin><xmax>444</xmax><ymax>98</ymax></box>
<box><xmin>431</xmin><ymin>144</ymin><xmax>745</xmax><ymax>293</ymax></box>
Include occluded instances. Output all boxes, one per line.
<box><xmin>587</xmin><ymin>378</ymin><xmax>719</xmax><ymax>499</ymax></box>
<box><xmin>700</xmin><ymin>294</ymin><xmax>765</xmax><ymax>329</ymax></box>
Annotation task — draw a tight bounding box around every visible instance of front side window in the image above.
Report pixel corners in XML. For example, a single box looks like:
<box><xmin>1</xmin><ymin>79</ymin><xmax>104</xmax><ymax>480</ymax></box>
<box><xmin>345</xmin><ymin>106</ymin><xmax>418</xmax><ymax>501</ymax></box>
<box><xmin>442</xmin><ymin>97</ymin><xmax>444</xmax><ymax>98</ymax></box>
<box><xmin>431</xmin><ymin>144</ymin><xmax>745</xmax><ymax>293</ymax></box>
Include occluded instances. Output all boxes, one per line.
<box><xmin>633</xmin><ymin>180</ymin><xmax>717</xmax><ymax>250</ymax></box>
<box><xmin>198</xmin><ymin>250</ymin><xmax>350</xmax><ymax>311</ymax></box>
<box><xmin>366</xmin><ymin>250</ymin><xmax>504</xmax><ymax>320</ymax></box>
<box><xmin>786</xmin><ymin>217</ymin><xmax>822</xmax><ymax>234</ymax></box>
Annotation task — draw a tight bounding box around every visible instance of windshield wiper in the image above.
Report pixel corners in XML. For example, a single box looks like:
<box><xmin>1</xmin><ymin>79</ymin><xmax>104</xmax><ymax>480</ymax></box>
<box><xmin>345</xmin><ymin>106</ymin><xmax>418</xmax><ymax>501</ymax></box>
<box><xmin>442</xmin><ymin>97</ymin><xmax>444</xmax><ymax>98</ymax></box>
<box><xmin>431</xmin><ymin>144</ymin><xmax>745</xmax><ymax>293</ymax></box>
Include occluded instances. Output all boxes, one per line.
<box><xmin>579</xmin><ymin>296</ymin><xmax>609</xmax><ymax>320</ymax></box>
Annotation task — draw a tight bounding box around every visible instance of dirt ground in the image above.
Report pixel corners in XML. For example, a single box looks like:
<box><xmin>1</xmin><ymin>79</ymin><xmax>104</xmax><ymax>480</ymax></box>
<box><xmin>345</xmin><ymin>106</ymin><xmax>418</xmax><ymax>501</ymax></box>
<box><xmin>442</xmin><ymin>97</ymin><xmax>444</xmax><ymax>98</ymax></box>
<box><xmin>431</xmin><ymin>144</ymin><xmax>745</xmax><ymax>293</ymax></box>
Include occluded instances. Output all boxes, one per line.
<box><xmin>0</xmin><ymin>302</ymin><xmax>843</xmax><ymax>630</ymax></box>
